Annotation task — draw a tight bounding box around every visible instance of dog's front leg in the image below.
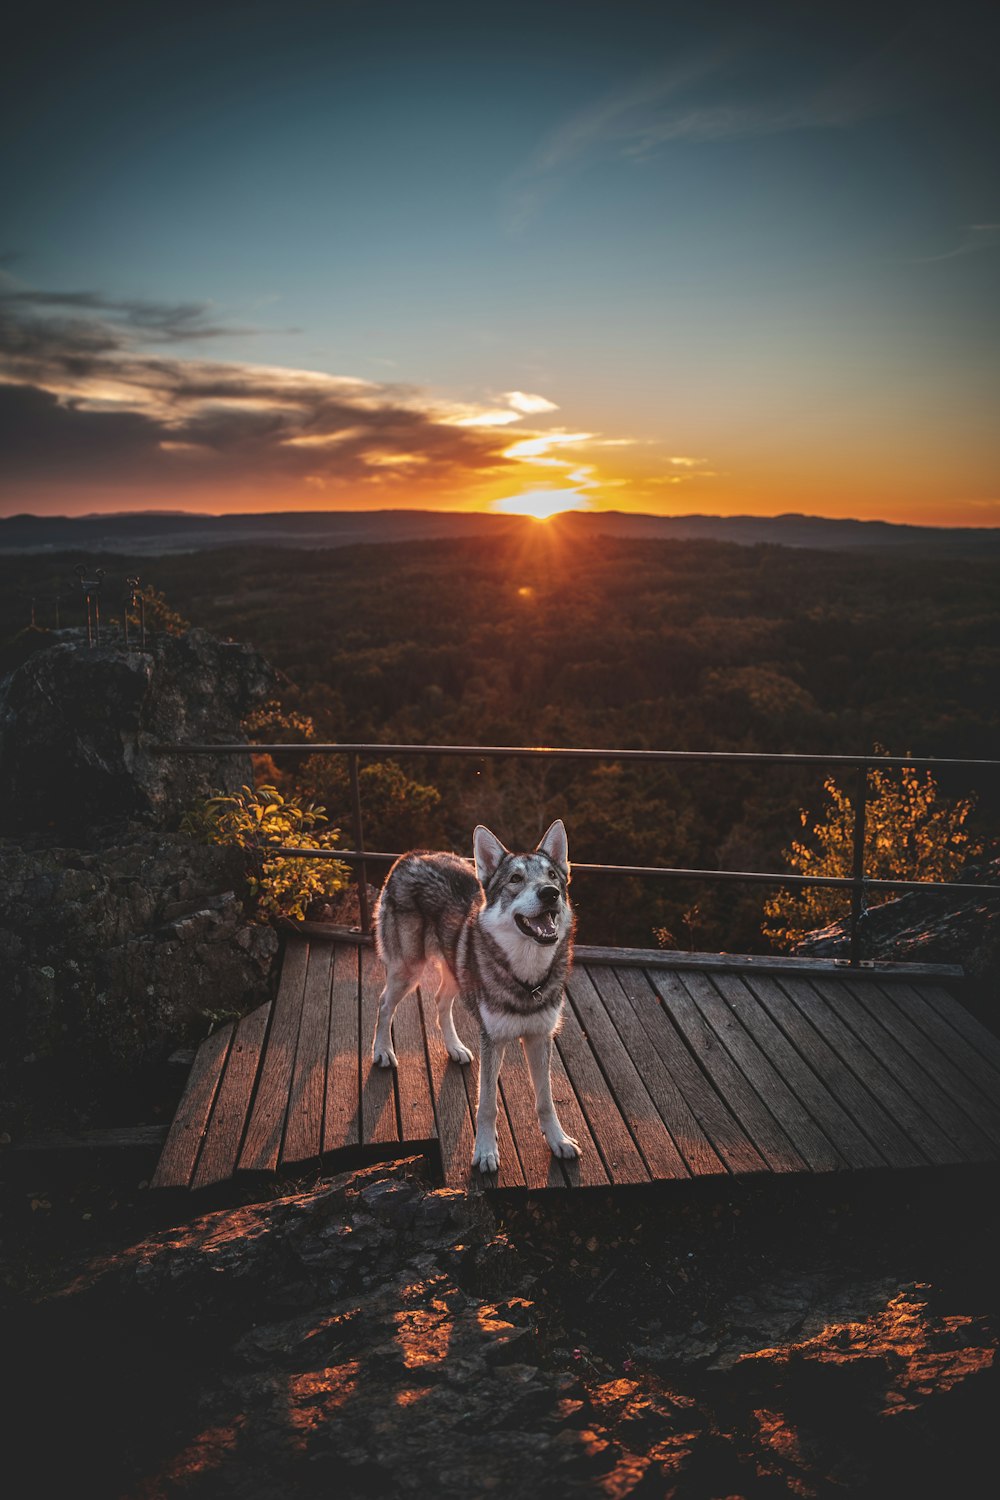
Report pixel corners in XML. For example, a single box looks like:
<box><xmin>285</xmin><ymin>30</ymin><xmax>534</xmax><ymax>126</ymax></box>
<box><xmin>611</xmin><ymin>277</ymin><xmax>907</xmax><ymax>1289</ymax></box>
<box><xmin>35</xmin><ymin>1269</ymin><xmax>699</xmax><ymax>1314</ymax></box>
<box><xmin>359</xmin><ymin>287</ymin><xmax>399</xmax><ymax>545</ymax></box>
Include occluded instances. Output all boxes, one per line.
<box><xmin>472</xmin><ymin>1027</ymin><xmax>506</xmax><ymax>1174</ymax></box>
<box><xmin>523</xmin><ymin>1032</ymin><xmax>579</xmax><ymax>1159</ymax></box>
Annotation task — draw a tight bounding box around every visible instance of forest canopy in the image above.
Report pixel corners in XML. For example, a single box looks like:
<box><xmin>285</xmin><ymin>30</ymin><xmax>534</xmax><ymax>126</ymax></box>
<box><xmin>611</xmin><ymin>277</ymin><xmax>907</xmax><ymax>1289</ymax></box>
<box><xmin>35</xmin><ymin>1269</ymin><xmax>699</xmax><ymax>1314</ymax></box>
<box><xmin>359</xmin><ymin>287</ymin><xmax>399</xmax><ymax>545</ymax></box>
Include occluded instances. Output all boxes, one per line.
<box><xmin>2</xmin><ymin>527</ymin><xmax>997</xmax><ymax>951</ymax></box>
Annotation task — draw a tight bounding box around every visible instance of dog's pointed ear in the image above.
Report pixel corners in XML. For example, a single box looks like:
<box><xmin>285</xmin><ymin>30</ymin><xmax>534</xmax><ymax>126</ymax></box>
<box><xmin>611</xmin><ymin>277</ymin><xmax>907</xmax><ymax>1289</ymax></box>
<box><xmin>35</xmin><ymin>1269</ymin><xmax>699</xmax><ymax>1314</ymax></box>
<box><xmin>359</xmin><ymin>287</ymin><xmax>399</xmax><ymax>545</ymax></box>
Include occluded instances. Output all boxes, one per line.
<box><xmin>536</xmin><ymin>818</ymin><xmax>569</xmax><ymax>872</ymax></box>
<box><xmin>474</xmin><ymin>825</ymin><xmax>509</xmax><ymax>883</ymax></box>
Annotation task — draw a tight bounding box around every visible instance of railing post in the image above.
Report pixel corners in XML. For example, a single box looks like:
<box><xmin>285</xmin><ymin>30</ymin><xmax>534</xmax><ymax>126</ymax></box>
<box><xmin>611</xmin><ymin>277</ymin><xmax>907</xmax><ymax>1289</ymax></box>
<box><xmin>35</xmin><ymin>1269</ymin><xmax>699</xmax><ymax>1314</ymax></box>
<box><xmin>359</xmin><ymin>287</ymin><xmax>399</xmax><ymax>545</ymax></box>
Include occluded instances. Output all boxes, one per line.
<box><xmin>848</xmin><ymin>759</ymin><xmax>868</xmax><ymax>968</ymax></box>
<box><xmin>348</xmin><ymin>751</ymin><xmax>371</xmax><ymax>935</ymax></box>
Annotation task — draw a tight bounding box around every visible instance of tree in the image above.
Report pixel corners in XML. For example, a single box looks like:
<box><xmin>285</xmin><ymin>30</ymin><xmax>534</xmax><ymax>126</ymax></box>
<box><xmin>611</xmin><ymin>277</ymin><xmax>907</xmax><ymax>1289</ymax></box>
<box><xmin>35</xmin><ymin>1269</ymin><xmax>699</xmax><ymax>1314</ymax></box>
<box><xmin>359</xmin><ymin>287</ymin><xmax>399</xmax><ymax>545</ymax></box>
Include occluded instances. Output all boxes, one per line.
<box><xmin>762</xmin><ymin>758</ymin><xmax>981</xmax><ymax>949</ymax></box>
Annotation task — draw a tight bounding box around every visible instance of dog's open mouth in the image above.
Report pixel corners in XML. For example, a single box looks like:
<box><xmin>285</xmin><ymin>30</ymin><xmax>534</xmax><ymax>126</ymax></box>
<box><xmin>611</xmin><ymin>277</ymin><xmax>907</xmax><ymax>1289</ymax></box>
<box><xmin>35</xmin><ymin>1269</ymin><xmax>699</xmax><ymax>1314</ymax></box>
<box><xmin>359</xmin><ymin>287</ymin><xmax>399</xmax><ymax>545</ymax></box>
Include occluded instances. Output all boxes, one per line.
<box><xmin>515</xmin><ymin>911</ymin><xmax>560</xmax><ymax>944</ymax></box>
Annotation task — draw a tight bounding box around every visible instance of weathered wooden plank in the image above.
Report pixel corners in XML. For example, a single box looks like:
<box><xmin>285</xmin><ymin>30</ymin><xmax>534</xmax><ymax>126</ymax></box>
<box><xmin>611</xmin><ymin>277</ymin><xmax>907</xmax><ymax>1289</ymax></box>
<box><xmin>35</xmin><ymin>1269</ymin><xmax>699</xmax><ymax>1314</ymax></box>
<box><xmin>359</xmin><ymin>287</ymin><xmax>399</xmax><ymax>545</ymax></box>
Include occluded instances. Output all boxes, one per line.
<box><xmin>359</xmin><ymin>946</ymin><xmax>399</xmax><ymax>1147</ymax></box>
<box><xmin>322</xmin><ymin>943</ymin><xmax>361</xmax><ymax>1153</ymax></box>
<box><xmin>555</xmin><ymin>994</ymin><xmax>649</xmax><ymax>1185</ymax></box>
<box><xmin>916</xmin><ymin>983</ymin><xmax>1000</xmax><ymax>1073</ymax></box>
<box><xmin>192</xmin><ymin>1004</ymin><xmax>271</xmax><ymax>1188</ymax></box>
<box><xmin>797</xmin><ymin>977</ymin><xmax>980</xmax><ymax>1164</ymax></box>
<box><xmin>592</xmin><ymin>967</ymin><xmax>725</xmax><ymax>1177</ymax></box>
<box><xmin>839</xmin><ymin>978</ymin><xmax>1000</xmax><ymax>1156</ymax></box>
<box><xmin>153</xmin><ymin>1023</ymin><xmax>233</xmax><ymax>1188</ymax></box>
<box><xmin>282</xmin><ymin>943</ymin><xmax>334</xmax><ymax>1166</ymax></box>
<box><xmin>887</xmin><ymin>981</ymin><xmax>1000</xmax><ymax>1113</ymax></box>
<box><xmin>617</xmin><ymin>966</ymin><xmax>767</xmax><ymax>1175</ymax></box>
<box><xmin>712</xmin><ymin>974</ymin><xmax>885</xmax><ymax>1172</ymax></box>
<box><xmin>238</xmin><ymin>937</ymin><xmax>310</xmax><ymax>1172</ymax></box>
<box><xmin>545</xmin><ymin>1034</ymin><xmax>610</xmax><ymax>1188</ymax></box>
<box><xmin>389</xmin><ymin>989</ymin><xmax>438</xmax><ymax>1144</ymax></box>
<box><xmin>575</xmin><ymin>944</ymin><xmax>963</xmax><ymax>980</ymax></box>
<box><xmin>459</xmin><ymin>1025</ymin><xmax>526</xmax><ymax>1190</ymax></box>
<box><xmin>498</xmin><ymin>1044</ymin><xmax>569</xmax><ymax>1189</ymax></box>
<box><xmin>570</xmin><ymin>967</ymin><xmax>690</xmax><ymax>1180</ymax></box>
<box><xmin>682</xmin><ymin>972</ymin><xmax>844</xmax><ymax>1173</ymax></box>
<box><xmin>420</xmin><ymin>989</ymin><xmax>478</xmax><ymax>1188</ymax></box>
<box><xmin>652</xmin><ymin>970</ymin><xmax>804</xmax><ymax>1173</ymax></box>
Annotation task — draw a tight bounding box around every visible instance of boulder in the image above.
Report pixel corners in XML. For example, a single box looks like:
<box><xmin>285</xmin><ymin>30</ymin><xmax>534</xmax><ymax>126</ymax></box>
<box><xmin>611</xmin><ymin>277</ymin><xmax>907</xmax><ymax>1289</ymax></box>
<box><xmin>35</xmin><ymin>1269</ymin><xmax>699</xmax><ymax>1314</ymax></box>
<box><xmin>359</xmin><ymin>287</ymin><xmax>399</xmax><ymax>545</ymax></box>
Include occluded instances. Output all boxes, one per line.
<box><xmin>0</xmin><ymin>626</ymin><xmax>274</xmax><ymax>837</ymax></box>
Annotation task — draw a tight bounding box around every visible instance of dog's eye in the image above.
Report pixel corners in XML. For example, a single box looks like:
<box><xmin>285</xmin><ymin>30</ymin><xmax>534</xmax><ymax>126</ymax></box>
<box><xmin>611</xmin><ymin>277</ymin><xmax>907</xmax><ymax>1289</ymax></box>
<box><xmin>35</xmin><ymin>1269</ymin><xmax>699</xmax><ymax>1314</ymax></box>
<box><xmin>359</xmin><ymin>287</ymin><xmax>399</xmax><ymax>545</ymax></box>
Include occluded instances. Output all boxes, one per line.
<box><xmin>509</xmin><ymin>872</ymin><xmax>524</xmax><ymax>884</ymax></box>
<box><xmin>547</xmin><ymin>869</ymin><xmax>557</xmax><ymax>881</ymax></box>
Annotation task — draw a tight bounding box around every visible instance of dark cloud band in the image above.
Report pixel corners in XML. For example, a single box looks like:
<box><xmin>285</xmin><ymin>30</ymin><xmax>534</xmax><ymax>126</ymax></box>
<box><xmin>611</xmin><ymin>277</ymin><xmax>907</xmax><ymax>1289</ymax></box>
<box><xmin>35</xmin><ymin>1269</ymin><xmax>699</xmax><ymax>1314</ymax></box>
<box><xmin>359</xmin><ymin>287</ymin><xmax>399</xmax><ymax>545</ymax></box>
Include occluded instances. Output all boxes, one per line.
<box><xmin>0</xmin><ymin>289</ymin><xmax>514</xmax><ymax>496</ymax></box>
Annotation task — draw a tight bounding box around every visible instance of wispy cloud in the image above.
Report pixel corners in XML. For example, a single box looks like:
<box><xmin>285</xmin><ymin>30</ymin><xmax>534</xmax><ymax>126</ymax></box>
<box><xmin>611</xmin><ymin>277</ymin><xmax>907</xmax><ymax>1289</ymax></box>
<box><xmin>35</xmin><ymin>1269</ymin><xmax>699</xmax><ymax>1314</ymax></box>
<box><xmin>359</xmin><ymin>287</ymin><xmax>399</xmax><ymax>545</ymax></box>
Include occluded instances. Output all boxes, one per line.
<box><xmin>502</xmin><ymin>429</ymin><xmax>594</xmax><ymax>462</ymax></box>
<box><xmin>912</xmin><ymin>223</ymin><xmax>1000</xmax><ymax>264</ymax></box>
<box><xmin>501</xmin><ymin>389</ymin><xmax>559</xmax><ymax>414</ymax></box>
<box><xmin>0</xmin><ymin>282</ymin><xmax>257</xmax><ymax>342</ymax></box>
<box><xmin>504</xmin><ymin>17</ymin><xmax>973</xmax><ymax>229</ymax></box>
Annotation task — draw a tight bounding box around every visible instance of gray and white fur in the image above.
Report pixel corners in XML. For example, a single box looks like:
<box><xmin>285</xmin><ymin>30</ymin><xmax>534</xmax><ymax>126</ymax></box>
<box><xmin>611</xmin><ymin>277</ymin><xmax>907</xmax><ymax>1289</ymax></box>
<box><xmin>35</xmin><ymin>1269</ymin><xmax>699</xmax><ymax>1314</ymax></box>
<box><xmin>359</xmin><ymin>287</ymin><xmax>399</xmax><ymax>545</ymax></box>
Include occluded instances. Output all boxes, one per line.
<box><xmin>372</xmin><ymin>819</ymin><xmax>579</xmax><ymax>1173</ymax></box>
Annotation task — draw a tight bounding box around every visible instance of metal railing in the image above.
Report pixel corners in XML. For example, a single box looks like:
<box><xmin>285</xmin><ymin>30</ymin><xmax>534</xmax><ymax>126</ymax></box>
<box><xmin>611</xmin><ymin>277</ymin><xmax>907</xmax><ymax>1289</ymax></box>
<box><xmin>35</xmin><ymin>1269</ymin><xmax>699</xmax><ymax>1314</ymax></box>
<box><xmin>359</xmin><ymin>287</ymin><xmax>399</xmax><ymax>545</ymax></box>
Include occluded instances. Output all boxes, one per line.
<box><xmin>153</xmin><ymin>739</ymin><xmax>1000</xmax><ymax>965</ymax></box>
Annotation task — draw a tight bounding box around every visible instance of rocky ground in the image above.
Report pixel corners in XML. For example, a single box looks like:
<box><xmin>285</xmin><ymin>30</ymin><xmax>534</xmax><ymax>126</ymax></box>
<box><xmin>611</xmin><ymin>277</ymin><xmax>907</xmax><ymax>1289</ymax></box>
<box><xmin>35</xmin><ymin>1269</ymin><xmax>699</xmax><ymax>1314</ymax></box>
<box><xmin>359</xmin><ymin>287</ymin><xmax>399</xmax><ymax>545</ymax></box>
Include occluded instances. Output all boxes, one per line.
<box><xmin>3</xmin><ymin>1150</ymin><xmax>997</xmax><ymax>1499</ymax></box>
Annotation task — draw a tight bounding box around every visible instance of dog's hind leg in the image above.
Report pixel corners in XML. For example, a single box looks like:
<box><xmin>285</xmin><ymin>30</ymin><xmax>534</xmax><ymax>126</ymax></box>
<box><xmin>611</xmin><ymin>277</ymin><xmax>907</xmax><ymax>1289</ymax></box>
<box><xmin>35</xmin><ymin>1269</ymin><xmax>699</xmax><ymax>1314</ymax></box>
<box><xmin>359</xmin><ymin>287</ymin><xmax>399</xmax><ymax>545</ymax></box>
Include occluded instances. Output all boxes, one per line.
<box><xmin>523</xmin><ymin>1033</ymin><xmax>580</xmax><ymax>1159</ymax></box>
<box><xmin>472</xmin><ymin>1027</ymin><xmax>506</xmax><ymax>1173</ymax></box>
<box><xmin>372</xmin><ymin>963</ymin><xmax>418</xmax><ymax>1069</ymax></box>
<box><xmin>432</xmin><ymin>973</ymin><xmax>473</xmax><ymax>1066</ymax></box>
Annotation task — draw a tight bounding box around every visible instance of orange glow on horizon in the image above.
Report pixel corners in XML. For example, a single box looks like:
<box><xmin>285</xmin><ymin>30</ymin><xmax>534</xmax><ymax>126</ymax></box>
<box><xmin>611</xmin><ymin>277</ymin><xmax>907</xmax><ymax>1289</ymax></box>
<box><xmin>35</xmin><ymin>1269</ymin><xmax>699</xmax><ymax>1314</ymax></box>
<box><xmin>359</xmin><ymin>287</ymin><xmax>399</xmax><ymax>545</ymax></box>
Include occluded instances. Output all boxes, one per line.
<box><xmin>492</xmin><ymin>489</ymin><xmax>589</xmax><ymax>521</ymax></box>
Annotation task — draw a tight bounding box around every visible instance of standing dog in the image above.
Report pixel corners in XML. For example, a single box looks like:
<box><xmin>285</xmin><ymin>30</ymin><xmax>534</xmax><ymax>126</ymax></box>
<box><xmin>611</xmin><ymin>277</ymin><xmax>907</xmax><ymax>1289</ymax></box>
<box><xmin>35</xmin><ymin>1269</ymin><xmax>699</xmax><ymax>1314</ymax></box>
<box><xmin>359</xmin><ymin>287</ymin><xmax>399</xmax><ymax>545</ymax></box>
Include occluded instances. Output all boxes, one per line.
<box><xmin>372</xmin><ymin>820</ymin><xmax>579</xmax><ymax>1173</ymax></box>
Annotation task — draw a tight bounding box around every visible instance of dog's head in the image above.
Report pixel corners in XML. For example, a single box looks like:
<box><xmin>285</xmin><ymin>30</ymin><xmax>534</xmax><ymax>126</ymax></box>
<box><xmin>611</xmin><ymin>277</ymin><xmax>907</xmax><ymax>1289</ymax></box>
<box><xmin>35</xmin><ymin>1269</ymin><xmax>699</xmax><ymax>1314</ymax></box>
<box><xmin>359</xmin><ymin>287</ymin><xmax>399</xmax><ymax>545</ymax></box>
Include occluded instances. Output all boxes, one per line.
<box><xmin>473</xmin><ymin>819</ymin><xmax>573</xmax><ymax>948</ymax></box>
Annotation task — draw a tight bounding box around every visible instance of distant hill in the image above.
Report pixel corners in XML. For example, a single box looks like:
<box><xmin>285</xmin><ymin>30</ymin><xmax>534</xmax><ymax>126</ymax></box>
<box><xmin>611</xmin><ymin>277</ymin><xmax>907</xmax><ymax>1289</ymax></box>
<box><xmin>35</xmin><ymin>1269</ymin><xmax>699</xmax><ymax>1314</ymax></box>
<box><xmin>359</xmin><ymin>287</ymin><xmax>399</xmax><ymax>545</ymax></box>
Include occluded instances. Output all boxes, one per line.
<box><xmin>1</xmin><ymin>507</ymin><xmax>997</xmax><ymax>556</ymax></box>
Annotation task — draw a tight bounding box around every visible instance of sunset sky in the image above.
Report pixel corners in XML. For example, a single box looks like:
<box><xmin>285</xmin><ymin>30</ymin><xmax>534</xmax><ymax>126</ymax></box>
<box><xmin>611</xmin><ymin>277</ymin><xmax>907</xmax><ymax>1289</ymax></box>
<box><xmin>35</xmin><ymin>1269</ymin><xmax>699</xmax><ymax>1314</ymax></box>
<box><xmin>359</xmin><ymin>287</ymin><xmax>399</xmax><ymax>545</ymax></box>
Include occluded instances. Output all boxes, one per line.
<box><xmin>1</xmin><ymin>0</ymin><xmax>998</xmax><ymax>524</ymax></box>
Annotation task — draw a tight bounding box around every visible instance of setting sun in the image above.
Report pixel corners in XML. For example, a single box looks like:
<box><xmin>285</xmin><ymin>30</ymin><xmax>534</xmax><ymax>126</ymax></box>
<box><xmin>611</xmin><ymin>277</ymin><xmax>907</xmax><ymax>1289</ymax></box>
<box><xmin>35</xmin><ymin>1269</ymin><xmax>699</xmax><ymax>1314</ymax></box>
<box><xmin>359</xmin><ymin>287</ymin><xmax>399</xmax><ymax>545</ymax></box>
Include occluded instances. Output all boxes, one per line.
<box><xmin>492</xmin><ymin>489</ymin><xmax>589</xmax><ymax>521</ymax></box>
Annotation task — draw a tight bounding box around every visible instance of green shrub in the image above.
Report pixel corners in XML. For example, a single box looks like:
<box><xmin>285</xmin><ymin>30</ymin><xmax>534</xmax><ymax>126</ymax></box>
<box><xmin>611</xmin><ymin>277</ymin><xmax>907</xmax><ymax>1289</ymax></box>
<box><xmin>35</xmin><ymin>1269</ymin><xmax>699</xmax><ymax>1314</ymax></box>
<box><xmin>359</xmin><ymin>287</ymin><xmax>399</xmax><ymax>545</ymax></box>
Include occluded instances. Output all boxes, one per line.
<box><xmin>181</xmin><ymin>784</ymin><xmax>350</xmax><ymax>922</ymax></box>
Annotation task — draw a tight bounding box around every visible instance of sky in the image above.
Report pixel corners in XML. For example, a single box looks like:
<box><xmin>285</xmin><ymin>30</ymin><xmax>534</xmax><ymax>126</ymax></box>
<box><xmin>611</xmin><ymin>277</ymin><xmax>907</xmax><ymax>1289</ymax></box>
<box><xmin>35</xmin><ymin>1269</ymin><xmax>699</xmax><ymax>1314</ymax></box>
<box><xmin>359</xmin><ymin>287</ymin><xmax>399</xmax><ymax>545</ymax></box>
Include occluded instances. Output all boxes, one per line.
<box><xmin>1</xmin><ymin>0</ymin><xmax>998</xmax><ymax>525</ymax></box>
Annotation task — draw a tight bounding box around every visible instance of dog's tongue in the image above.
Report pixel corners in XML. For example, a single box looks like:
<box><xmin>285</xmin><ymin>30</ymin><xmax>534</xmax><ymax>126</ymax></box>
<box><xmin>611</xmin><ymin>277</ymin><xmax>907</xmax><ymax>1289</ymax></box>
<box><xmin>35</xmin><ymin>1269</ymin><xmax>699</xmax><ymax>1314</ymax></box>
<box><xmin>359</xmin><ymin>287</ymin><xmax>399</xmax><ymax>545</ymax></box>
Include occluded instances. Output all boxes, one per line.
<box><xmin>527</xmin><ymin>912</ymin><xmax>558</xmax><ymax>939</ymax></box>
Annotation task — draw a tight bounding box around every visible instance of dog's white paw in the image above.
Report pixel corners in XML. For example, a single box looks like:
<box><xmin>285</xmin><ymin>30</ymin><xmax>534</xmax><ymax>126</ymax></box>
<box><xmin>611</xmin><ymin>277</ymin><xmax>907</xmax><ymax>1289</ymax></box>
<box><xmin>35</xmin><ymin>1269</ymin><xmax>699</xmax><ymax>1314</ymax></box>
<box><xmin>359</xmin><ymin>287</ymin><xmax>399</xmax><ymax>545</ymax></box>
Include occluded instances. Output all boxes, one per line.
<box><xmin>447</xmin><ymin>1041</ymin><xmax>473</xmax><ymax>1065</ymax></box>
<box><xmin>372</xmin><ymin>1045</ymin><xmax>398</xmax><ymax>1069</ymax></box>
<box><xmin>472</xmin><ymin>1137</ymin><xmax>499</xmax><ymax>1174</ymax></box>
<box><xmin>548</xmin><ymin>1133</ymin><xmax>580</xmax><ymax>1160</ymax></box>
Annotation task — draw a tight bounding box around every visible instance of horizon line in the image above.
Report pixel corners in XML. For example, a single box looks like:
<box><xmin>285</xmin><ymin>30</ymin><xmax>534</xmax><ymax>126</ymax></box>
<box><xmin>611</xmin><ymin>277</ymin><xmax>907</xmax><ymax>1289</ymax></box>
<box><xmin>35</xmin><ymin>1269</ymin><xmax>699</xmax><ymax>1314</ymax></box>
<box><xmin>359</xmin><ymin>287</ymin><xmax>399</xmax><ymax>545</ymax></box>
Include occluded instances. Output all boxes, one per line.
<box><xmin>1</xmin><ymin>506</ymin><xmax>999</xmax><ymax>532</ymax></box>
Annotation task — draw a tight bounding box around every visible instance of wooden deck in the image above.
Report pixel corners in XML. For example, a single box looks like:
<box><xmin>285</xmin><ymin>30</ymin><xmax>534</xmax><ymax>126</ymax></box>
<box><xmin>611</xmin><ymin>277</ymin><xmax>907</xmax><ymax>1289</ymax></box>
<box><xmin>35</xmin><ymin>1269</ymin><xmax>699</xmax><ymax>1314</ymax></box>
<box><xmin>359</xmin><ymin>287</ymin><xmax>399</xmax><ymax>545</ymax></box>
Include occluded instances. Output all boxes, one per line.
<box><xmin>152</xmin><ymin>936</ymin><xmax>1000</xmax><ymax>1193</ymax></box>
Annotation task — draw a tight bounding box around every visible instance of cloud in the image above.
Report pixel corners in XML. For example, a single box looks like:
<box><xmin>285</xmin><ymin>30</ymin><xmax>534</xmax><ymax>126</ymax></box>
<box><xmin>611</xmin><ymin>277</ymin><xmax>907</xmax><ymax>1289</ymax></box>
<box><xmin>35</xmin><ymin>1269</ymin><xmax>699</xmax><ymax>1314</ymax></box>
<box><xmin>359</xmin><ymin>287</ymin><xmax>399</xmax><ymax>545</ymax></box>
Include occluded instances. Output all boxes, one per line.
<box><xmin>912</xmin><ymin>223</ymin><xmax>1000</xmax><ymax>264</ymax></box>
<box><xmin>0</xmin><ymin>284</ymin><xmax>635</xmax><ymax>506</ymax></box>
<box><xmin>501</xmin><ymin>390</ymin><xmax>559</xmax><ymax>414</ymax></box>
<box><xmin>502</xmin><ymin>429</ymin><xmax>595</xmax><ymax>461</ymax></box>
<box><xmin>0</xmin><ymin>290</ymin><xmax>522</xmax><ymax>497</ymax></box>
<box><xmin>0</xmin><ymin>282</ymin><xmax>255</xmax><ymax>342</ymax></box>
<box><xmin>502</xmin><ymin>51</ymin><xmax>823</xmax><ymax>229</ymax></box>
<box><xmin>647</xmin><ymin>468</ymin><xmax>719</xmax><ymax>485</ymax></box>
<box><xmin>504</xmin><ymin>16</ymin><xmax>981</xmax><ymax>228</ymax></box>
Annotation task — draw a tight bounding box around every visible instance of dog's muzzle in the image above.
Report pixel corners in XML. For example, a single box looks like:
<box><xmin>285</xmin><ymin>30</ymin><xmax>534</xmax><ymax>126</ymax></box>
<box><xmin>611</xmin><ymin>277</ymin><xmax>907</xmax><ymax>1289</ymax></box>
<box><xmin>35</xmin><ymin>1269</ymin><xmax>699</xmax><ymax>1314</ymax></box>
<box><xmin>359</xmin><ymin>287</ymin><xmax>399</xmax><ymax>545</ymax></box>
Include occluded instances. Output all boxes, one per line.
<box><xmin>515</xmin><ymin>909</ymin><xmax>560</xmax><ymax>944</ymax></box>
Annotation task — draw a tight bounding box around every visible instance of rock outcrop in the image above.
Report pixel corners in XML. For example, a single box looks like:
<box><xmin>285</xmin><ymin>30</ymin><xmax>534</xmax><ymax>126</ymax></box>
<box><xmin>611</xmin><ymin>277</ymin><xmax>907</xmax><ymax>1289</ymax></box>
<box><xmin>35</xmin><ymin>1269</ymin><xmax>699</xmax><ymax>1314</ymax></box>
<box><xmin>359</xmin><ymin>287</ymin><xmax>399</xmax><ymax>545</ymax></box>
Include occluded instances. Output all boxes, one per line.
<box><xmin>0</xmin><ymin>829</ymin><xmax>278</xmax><ymax>1117</ymax></box>
<box><xmin>794</xmin><ymin>859</ymin><xmax>1000</xmax><ymax>1002</ymax></box>
<box><xmin>0</xmin><ymin>625</ymin><xmax>280</xmax><ymax>1132</ymax></box>
<box><xmin>0</xmin><ymin>626</ymin><xmax>274</xmax><ymax>838</ymax></box>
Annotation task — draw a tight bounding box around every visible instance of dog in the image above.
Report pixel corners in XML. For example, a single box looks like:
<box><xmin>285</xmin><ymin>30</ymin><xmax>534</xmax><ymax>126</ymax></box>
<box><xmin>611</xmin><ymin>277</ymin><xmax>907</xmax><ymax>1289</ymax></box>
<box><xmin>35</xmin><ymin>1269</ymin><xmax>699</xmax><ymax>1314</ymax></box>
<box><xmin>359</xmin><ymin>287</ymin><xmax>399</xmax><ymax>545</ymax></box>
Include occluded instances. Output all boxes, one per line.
<box><xmin>371</xmin><ymin>819</ymin><xmax>580</xmax><ymax>1173</ymax></box>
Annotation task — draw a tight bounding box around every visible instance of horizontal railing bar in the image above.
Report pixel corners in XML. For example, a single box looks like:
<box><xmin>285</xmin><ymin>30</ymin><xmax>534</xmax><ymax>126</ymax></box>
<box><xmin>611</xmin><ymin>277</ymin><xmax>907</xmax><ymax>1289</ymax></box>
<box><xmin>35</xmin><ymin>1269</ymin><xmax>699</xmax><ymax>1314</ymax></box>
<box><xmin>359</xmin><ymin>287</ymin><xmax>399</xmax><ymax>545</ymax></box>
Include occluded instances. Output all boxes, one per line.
<box><xmin>263</xmin><ymin>845</ymin><xmax>1000</xmax><ymax>896</ymax></box>
<box><xmin>151</xmin><ymin>742</ymin><xmax>1000</xmax><ymax>771</ymax></box>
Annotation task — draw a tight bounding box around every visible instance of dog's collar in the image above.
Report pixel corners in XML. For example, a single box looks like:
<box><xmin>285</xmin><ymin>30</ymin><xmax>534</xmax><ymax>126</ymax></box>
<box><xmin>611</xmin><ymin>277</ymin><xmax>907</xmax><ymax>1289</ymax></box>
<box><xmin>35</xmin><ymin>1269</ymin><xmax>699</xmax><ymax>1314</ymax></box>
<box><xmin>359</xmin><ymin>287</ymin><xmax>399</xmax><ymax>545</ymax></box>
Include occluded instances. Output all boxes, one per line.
<box><xmin>511</xmin><ymin>954</ymin><xmax>560</xmax><ymax>1005</ymax></box>
<box><xmin>478</xmin><ymin>924</ymin><xmax>562</xmax><ymax>1004</ymax></box>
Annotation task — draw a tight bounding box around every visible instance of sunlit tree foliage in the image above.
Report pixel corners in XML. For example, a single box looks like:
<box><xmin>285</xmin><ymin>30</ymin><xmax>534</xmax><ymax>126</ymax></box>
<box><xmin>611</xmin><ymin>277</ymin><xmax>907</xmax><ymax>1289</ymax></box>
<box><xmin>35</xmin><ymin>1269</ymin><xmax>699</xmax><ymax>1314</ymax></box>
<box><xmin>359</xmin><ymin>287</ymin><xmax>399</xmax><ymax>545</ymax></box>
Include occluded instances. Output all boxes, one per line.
<box><xmin>762</xmin><ymin>759</ymin><xmax>981</xmax><ymax>949</ymax></box>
